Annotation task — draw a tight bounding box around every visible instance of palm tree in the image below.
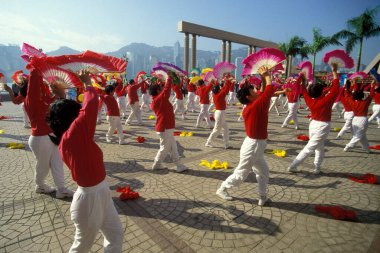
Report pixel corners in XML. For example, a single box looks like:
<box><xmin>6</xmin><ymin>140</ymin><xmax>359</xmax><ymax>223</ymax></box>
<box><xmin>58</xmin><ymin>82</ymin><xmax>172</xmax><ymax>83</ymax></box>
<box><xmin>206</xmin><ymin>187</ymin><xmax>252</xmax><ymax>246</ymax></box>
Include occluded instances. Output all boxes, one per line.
<box><xmin>306</xmin><ymin>28</ymin><xmax>342</xmax><ymax>75</ymax></box>
<box><xmin>279</xmin><ymin>36</ymin><xmax>308</xmax><ymax>77</ymax></box>
<box><xmin>333</xmin><ymin>7</ymin><xmax>380</xmax><ymax>71</ymax></box>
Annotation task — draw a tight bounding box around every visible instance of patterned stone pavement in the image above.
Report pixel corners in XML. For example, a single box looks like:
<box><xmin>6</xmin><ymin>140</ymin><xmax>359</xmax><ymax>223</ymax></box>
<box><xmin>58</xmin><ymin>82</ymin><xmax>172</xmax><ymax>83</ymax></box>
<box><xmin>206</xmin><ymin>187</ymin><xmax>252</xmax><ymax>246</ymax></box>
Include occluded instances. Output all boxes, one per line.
<box><xmin>0</xmin><ymin>96</ymin><xmax>379</xmax><ymax>253</ymax></box>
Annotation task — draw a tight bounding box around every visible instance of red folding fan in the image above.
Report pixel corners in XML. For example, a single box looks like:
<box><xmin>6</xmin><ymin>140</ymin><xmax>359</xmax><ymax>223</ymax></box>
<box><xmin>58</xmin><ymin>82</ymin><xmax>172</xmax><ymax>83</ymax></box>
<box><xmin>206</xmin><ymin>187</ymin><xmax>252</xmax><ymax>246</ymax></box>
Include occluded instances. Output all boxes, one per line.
<box><xmin>44</xmin><ymin>50</ymin><xmax>127</xmax><ymax>73</ymax></box>
<box><xmin>242</xmin><ymin>48</ymin><xmax>286</xmax><ymax>75</ymax></box>
<box><xmin>349</xmin><ymin>71</ymin><xmax>369</xmax><ymax>80</ymax></box>
<box><xmin>297</xmin><ymin>61</ymin><xmax>313</xmax><ymax>82</ymax></box>
<box><xmin>22</xmin><ymin>43</ymin><xmax>46</xmax><ymax>58</ymax></box>
<box><xmin>213</xmin><ymin>62</ymin><xmax>236</xmax><ymax>79</ymax></box>
<box><xmin>323</xmin><ymin>49</ymin><xmax>354</xmax><ymax>69</ymax></box>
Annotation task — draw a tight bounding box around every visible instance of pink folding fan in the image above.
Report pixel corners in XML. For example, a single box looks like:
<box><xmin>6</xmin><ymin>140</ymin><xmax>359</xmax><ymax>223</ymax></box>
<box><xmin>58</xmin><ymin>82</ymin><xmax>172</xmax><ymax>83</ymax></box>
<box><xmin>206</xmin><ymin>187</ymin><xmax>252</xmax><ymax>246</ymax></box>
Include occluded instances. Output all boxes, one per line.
<box><xmin>323</xmin><ymin>49</ymin><xmax>354</xmax><ymax>69</ymax></box>
<box><xmin>242</xmin><ymin>48</ymin><xmax>286</xmax><ymax>75</ymax></box>
<box><xmin>297</xmin><ymin>61</ymin><xmax>313</xmax><ymax>82</ymax></box>
<box><xmin>213</xmin><ymin>62</ymin><xmax>236</xmax><ymax>79</ymax></box>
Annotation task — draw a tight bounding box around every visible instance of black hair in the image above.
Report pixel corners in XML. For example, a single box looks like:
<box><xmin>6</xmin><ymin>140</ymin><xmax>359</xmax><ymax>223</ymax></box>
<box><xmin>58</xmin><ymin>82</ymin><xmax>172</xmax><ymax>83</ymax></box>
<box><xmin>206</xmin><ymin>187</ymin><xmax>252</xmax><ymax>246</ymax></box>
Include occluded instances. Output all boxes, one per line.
<box><xmin>19</xmin><ymin>79</ymin><xmax>28</xmax><ymax>97</ymax></box>
<box><xmin>105</xmin><ymin>85</ymin><xmax>115</xmax><ymax>95</ymax></box>
<box><xmin>198</xmin><ymin>79</ymin><xmax>204</xmax><ymax>86</ymax></box>
<box><xmin>345</xmin><ymin>79</ymin><xmax>352</xmax><ymax>91</ymax></box>
<box><xmin>129</xmin><ymin>79</ymin><xmax>135</xmax><ymax>85</ymax></box>
<box><xmin>307</xmin><ymin>83</ymin><xmax>324</xmax><ymax>98</ymax></box>
<box><xmin>236</xmin><ymin>86</ymin><xmax>252</xmax><ymax>105</ymax></box>
<box><xmin>352</xmin><ymin>90</ymin><xmax>364</xmax><ymax>100</ymax></box>
<box><xmin>212</xmin><ymin>85</ymin><xmax>220</xmax><ymax>95</ymax></box>
<box><xmin>47</xmin><ymin>99</ymin><xmax>82</xmax><ymax>145</ymax></box>
<box><xmin>149</xmin><ymin>84</ymin><xmax>161</xmax><ymax>96</ymax></box>
<box><xmin>375</xmin><ymin>85</ymin><xmax>380</xmax><ymax>94</ymax></box>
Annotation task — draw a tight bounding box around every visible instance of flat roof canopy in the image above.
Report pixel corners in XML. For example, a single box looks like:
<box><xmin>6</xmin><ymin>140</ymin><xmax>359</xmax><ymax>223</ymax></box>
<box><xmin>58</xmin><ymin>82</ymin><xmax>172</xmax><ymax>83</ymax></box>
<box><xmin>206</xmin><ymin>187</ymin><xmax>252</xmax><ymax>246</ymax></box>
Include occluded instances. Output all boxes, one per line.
<box><xmin>178</xmin><ymin>21</ymin><xmax>278</xmax><ymax>48</ymax></box>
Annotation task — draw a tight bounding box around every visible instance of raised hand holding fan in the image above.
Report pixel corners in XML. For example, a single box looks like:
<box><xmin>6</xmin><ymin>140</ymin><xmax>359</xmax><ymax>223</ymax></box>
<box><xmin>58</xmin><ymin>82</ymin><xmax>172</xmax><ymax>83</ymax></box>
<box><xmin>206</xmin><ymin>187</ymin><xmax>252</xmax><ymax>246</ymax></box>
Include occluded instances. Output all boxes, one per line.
<box><xmin>22</xmin><ymin>43</ymin><xmax>46</xmax><ymax>58</ymax></box>
<box><xmin>155</xmin><ymin>62</ymin><xmax>188</xmax><ymax>76</ymax></box>
<box><xmin>297</xmin><ymin>61</ymin><xmax>313</xmax><ymax>82</ymax></box>
<box><xmin>213</xmin><ymin>62</ymin><xmax>236</xmax><ymax>80</ymax></box>
<box><xmin>203</xmin><ymin>71</ymin><xmax>217</xmax><ymax>84</ymax></box>
<box><xmin>323</xmin><ymin>49</ymin><xmax>354</xmax><ymax>69</ymax></box>
<box><xmin>242</xmin><ymin>48</ymin><xmax>286</xmax><ymax>75</ymax></box>
<box><xmin>348</xmin><ymin>71</ymin><xmax>369</xmax><ymax>80</ymax></box>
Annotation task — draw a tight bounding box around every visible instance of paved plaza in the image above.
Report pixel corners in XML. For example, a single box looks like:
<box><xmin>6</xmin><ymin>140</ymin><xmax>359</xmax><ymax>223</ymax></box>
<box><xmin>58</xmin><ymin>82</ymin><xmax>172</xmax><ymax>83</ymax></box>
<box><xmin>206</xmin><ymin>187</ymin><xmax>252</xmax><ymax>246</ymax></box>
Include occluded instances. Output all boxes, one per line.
<box><xmin>0</xmin><ymin>96</ymin><xmax>379</xmax><ymax>253</ymax></box>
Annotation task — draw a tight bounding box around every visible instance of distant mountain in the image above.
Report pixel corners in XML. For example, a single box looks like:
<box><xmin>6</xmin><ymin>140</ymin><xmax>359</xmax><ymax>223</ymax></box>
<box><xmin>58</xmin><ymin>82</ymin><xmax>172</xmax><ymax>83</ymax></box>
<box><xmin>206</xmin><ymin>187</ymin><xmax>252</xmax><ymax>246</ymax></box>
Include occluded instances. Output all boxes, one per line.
<box><xmin>0</xmin><ymin>42</ymin><xmax>253</xmax><ymax>80</ymax></box>
<box><xmin>47</xmin><ymin>46</ymin><xmax>81</xmax><ymax>56</ymax></box>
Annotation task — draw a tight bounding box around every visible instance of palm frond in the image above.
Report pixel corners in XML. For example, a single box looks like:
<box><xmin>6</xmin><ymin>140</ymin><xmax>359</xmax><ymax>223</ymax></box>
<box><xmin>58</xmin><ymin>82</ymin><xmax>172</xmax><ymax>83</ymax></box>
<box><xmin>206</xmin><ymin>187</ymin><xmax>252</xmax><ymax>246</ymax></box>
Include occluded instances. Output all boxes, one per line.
<box><xmin>345</xmin><ymin>37</ymin><xmax>358</xmax><ymax>54</ymax></box>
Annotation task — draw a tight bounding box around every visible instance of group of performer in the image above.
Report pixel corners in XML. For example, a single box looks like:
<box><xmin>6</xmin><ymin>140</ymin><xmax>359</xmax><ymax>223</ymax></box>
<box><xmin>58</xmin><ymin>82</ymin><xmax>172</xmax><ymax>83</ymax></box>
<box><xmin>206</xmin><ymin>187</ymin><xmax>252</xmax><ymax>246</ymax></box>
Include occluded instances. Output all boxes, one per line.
<box><xmin>2</xmin><ymin>55</ymin><xmax>380</xmax><ymax>252</ymax></box>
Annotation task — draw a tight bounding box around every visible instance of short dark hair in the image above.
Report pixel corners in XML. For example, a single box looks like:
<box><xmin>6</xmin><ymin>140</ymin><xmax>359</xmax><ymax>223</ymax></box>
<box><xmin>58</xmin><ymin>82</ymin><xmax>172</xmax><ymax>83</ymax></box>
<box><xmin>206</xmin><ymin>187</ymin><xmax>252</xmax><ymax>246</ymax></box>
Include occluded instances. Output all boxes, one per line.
<box><xmin>149</xmin><ymin>84</ymin><xmax>161</xmax><ymax>96</ymax></box>
<box><xmin>212</xmin><ymin>85</ymin><xmax>220</xmax><ymax>95</ymax></box>
<box><xmin>47</xmin><ymin>99</ymin><xmax>82</xmax><ymax>145</ymax></box>
<box><xmin>352</xmin><ymin>90</ymin><xmax>364</xmax><ymax>100</ymax></box>
<box><xmin>19</xmin><ymin>79</ymin><xmax>28</xmax><ymax>97</ymax></box>
<box><xmin>105</xmin><ymin>85</ymin><xmax>115</xmax><ymax>94</ymax></box>
<box><xmin>197</xmin><ymin>79</ymin><xmax>204</xmax><ymax>86</ymax></box>
<box><xmin>236</xmin><ymin>86</ymin><xmax>252</xmax><ymax>105</ymax></box>
<box><xmin>307</xmin><ymin>83</ymin><xmax>324</xmax><ymax>98</ymax></box>
<box><xmin>129</xmin><ymin>79</ymin><xmax>135</xmax><ymax>85</ymax></box>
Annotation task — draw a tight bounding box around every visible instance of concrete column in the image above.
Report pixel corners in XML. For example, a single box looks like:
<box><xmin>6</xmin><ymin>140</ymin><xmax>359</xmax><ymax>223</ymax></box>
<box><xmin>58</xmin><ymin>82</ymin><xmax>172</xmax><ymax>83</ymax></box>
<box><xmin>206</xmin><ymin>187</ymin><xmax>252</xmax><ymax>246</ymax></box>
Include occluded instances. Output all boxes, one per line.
<box><xmin>226</xmin><ymin>41</ymin><xmax>232</xmax><ymax>63</ymax></box>
<box><xmin>221</xmin><ymin>40</ymin><xmax>226</xmax><ymax>62</ymax></box>
<box><xmin>253</xmin><ymin>46</ymin><xmax>257</xmax><ymax>53</ymax></box>
<box><xmin>184</xmin><ymin>33</ymin><xmax>189</xmax><ymax>73</ymax></box>
<box><xmin>191</xmin><ymin>34</ymin><xmax>197</xmax><ymax>69</ymax></box>
<box><xmin>248</xmin><ymin>45</ymin><xmax>253</xmax><ymax>55</ymax></box>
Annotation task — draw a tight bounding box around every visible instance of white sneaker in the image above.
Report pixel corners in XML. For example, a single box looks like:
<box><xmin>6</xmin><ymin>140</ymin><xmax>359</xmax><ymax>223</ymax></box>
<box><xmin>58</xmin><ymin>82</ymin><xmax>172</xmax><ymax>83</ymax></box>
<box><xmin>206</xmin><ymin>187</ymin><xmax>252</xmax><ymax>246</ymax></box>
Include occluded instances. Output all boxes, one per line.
<box><xmin>281</xmin><ymin>125</ymin><xmax>287</xmax><ymax>128</ymax></box>
<box><xmin>119</xmin><ymin>140</ymin><xmax>127</xmax><ymax>145</ymax></box>
<box><xmin>313</xmin><ymin>167</ymin><xmax>321</xmax><ymax>174</ymax></box>
<box><xmin>152</xmin><ymin>161</ymin><xmax>165</xmax><ymax>170</ymax></box>
<box><xmin>343</xmin><ymin>146</ymin><xmax>351</xmax><ymax>152</ymax></box>
<box><xmin>56</xmin><ymin>188</ymin><xmax>74</xmax><ymax>199</ymax></box>
<box><xmin>106</xmin><ymin>138</ymin><xmax>112</xmax><ymax>143</ymax></box>
<box><xmin>295</xmin><ymin>126</ymin><xmax>300</xmax><ymax>130</ymax></box>
<box><xmin>205</xmin><ymin>142</ymin><xmax>214</xmax><ymax>148</ymax></box>
<box><xmin>35</xmin><ymin>184</ymin><xmax>56</xmax><ymax>194</ymax></box>
<box><xmin>287</xmin><ymin>166</ymin><xmax>297</xmax><ymax>173</ymax></box>
<box><xmin>216</xmin><ymin>187</ymin><xmax>232</xmax><ymax>201</ymax></box>
<box><xmin>335</xmin><ymin>135</ymin><xmax>341</xmax><ymax>139</ymax></box>
<box><xmin>176</xmin><ymin>164</ymin><xmax>188</xmax><ymax>173</ymax></box>
<box><xmin>258</xmin><ymin>195</ymin><xmax>269</xmax><ymax>206</ymax></box>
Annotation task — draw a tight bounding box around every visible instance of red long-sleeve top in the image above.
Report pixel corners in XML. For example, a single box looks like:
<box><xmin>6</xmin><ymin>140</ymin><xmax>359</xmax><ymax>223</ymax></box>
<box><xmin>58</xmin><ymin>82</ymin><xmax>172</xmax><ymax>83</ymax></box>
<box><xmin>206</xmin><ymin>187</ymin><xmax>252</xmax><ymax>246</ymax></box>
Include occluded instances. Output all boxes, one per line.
<box><xmin>140</xmin><ymin>81</ymin><xmax>148</xmax><ymax>94</ymax></box>
<box><xmin>347</xmin><ymin>86</ymin><xmax>374</xmax><ymax>116</ymax></box>
<box><xmin>243</xmin><ymin>84</ymin><xmax>276</xmax><ymax>139</ymax></box>
<box><xmin>127</xmin><ymin>82</ymin><xmax>142</xmax><ymax>105</ymax></box>
<box><xmin>187</xmin><ymin>82</ymin><xmax>196</xmax><ymax>92</ymax></box>
<box><xmin>172</xmin><ymin>82</ymin><xmax>183</xmax><ymax>100</ymax></box>
<box><xmin>228</xmin><ymin>82</ymin><xmax>235</xmax><ymax>92</ymax></box>
<box><xmin>24</xmin><ymin>68</ymin><xmax>52</xmax><ymax>136</ymax></box>
<box><xmin>115</xmin><ymin>83</ymin><xmax>127</xmax><ymax>97</ymax></box>
<box><xmin>101</xmin><ymin>94</ymin><xmax>120</xmax><ymax>116</ymax></box>
<box><xmin>196</xmin><ymin>83</ymin><xmax>213</xmax><ymax>105</ymax></box>
<box><xmin>60</xmin><ymin>86</ymin><xmax>106</xmax><ymax>187</ymax></box>
<box><xmin>213</xmin><ymin>81</ymin><xmax>231</xmax><ymax>110</ymax></box>
<box><xmin>302</xmin><ymin>79</ymin><xmax>339</xmax><ymax>122</ymax></box>
<box><xmin>151</xmin><ymin>79</ymin><xmax>175</xmax><ymax>132</ymax></box>
<box><xmin>284</xmin><ymin>77</ymin><xmax>302</xmax><ymax>103</ymax></box>
<box><xmin>340</xmin><ymin>90</ymin><xmax>353</xmax><ymax>112</ymax></box>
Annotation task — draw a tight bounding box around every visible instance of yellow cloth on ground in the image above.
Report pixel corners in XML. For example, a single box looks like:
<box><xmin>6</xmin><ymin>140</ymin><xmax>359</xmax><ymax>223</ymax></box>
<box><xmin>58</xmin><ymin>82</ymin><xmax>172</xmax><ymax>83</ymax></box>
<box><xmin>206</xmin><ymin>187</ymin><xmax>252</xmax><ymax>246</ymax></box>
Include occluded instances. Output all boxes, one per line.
<box><xmin>199</xmin><ymin>159</ymin><xmax>229</xmax><ymax>170</ymax></box>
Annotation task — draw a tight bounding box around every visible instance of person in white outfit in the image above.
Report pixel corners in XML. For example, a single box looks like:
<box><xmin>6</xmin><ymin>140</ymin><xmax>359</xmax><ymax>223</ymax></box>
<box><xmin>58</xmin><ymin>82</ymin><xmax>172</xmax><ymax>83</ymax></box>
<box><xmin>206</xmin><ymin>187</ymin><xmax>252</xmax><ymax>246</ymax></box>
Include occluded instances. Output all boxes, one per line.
<box><xmin>344</xmin><ymin>81</ymin><xmax>376</xmax><ymax>153</ymax></box>
<box><xmin>216</xmin><ymin>66</ymin><xmax>275</xmax><ymax>206</ymax></box>
<box><xmin>126</xmin><ymin>79</ymin><xmax>143</xmax><ymax>125</ymax></box>
<box><xmin>368</xmin><ymin>85</ymin><xmax>380</xmax><ymax>128</ymax></box>
<box><xmin>195</xmin><ymin>80</ymin><xmax>213</xmax><ymax>128</ymax></box>
<box><xmin>288</xmin><ymin>65</ymin><xmax>339</xmax><ymax>174</ymax></box>
<box><xmin>47</xmin><ymin>72</ymin><xmax>123</xmax><ymax>253</ymax></box>
<box><xmin>336</xmin><ymin>80</ymin><xmax>354</xmax><ymax>138</ymax></box>
<box><xmin>281</xmin><ymin>76</ymin><xmax>303</xmax><ymax>130</ymax></box>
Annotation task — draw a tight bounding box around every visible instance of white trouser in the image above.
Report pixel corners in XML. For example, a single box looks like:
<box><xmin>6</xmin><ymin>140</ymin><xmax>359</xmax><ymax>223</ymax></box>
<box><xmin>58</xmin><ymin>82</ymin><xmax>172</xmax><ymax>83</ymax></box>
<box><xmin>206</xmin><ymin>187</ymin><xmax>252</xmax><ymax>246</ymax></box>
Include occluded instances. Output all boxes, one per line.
<box><xmin>332</xmin><ymin>102</ymin><xmax>342</xmax><ymax>117</ymax></box>
<box><xmin>283</xmin><ymin>98</ymin><xmax>289</xmax><ymax>108</ymax></box>
<box><xmin>174</xmin><ymin>98</ymin><xmax>186</xmax><ymax>119</ymax></box>
<box><xmin>69</xmin><ymin>179</ymin><xmax>123</xmax><ymax>253</ymax></box>
<box><xmin>28</xmin><ymin>135</ymin><xmax>66</xmax><ymax>191</ymax></box>
<box><xmin>269</xmin><ymin>97</ymin><xmax>280</xmax><ymax>115</ymax></box>
<box><xmin>207</xmin><ymin>110</ymin><xmax>229</xmax><ymax>146</ymax></box>
<box><xmin>140</xmin><ymin>93</ymin><xmax>150</xmax><ymax>111</ymax></box>
<box><xmin>154</xmin><ymin>129</ymin><xmax>179</xmax><ymax>163</ymax></box>
<box><xmin>21</xmin><ymin>102</ymin><xmax>30</xmax><ymax>127</ymax></box>
<box><xmin>291</xmin><ymin>120</ymin><xmax>331</xmax><ymax>169</ymax></box>
<box><xmin>117</xmin><ymin>96</ymin><xmax>127</xmax><ymax>118</ymax></box>
<box><xmin>282</xmin><ymin>102</ymin><xmax>299</xmax><ymax>127</ymax></box>
<box><xmin>337</xmin><ymin>111</ymin><xmax>354</xmax><ymax>137</ymax></box>
<box><xmin>126</xmin><ymin>102</ymin><xmax>142</xmax><ymax>124</ymax></box>
<box><xmin>194</xmin><ymin>95</ymin><xmax>200</xmax><ymax>105</ymax></box>
<box><xmin>97</xmin><ymin>104</ymin><xmax>106</xmax><ymax>122</ymax></box>
<box><xmin>368</xmin><ymin>104</ymin><xmax>380</xmax><ymax>125</ymax></box>
<box><xmin>227</xmin><ymin>91</ymin><xmax>236</xmax><ymax>105</ymax></box>
<box><xmin>106</xmin><ymin>116</ymin><xmax>124</xmax><ymax>141</ymax></box>
<box><xmin>221</xmin><ymin>137</ymin><xmax>269</xmax><ymax>196</ymax></box>
<box><xmin>345</xmin><ymin>116</ymin><xmax>369</xmax><ymax>150</ymax></box>
<box><xmin>196</xmin><ymin>104</ymin><xmax>212</xmax><ymax>127</ymax></box>
<box><xmin>186</xmin><ymin>92</ymin><xmax>196</xmax><ymax>111</ymax></box>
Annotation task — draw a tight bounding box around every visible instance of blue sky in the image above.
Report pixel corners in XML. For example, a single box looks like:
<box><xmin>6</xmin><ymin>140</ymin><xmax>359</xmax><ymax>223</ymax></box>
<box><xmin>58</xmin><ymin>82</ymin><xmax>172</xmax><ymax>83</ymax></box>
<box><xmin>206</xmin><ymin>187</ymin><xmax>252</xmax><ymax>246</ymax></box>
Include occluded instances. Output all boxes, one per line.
<box><xmin>1</xmin><ymin>0</ymin><xmax>379</xmax><ymax>65</ymax></box>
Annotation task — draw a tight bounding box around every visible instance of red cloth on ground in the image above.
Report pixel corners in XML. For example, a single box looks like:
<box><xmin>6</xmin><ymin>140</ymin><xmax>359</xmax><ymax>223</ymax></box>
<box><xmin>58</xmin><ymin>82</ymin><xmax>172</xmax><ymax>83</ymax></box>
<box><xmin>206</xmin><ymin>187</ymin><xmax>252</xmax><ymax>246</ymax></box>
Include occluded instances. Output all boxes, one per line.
<box><xmin>347</xmin><ymin>173</ymin><xmax>378</xmax><ymax>184</ymax></box>
<box><xmin>315</xmin><ymin>205</ymin><xmax>357</xmax><ymax>221</ymax></box>
<box><xmin>117</xmin><ymin>186</ymin><xmax>140</xmax><ymax>200</ymax></box>
<box><xmin>173</xmin><ymin>131</ymin><xmax>181</xmax><ymax>136</ymax></box>
<box><xmin>369</xmin><ymin>145</ymin><xmax>380</xmax><ymax>150</ymax></box>
<box><xmin>136</xmin><ymin>136</ymin><xmax>145</xmax><ymax>143</ymax></box>
<box><xmin>297</xmin><ymin>135</ymin><xmax>309</xmax><ymax>141</ymax></box>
